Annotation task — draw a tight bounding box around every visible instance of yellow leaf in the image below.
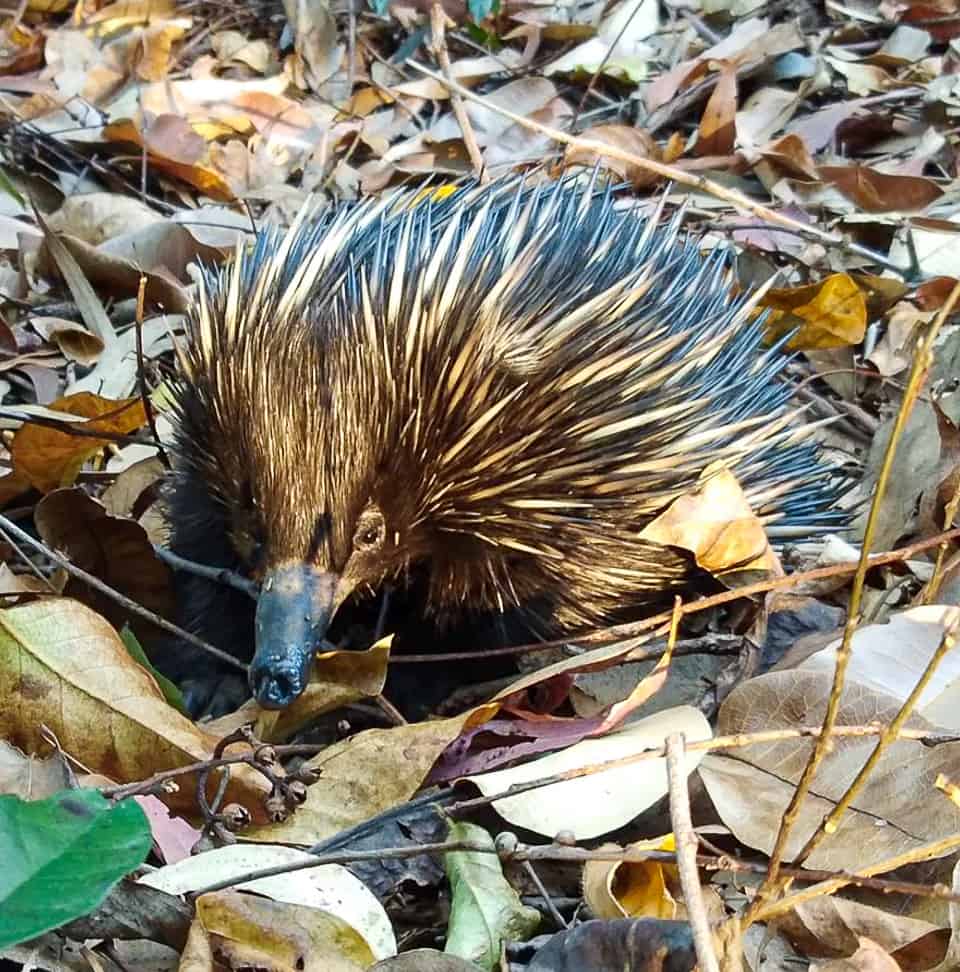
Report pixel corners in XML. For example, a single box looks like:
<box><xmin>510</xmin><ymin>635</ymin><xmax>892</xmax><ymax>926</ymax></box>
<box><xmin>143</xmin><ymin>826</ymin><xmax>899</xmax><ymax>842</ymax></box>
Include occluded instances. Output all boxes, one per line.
<box><xmin>11</xmin><ymin>392</ymin><xmax>147</xmax><ymax>493</ymax></box>
<box><xmin>761</xmin><ymin>273</ymin><xmax>867</xmax><ymax>350</ymax></box>
<box><xmin>583</xmin><ymin>836</ymin><xmax>678</xmax><ymax>919</ymax></box>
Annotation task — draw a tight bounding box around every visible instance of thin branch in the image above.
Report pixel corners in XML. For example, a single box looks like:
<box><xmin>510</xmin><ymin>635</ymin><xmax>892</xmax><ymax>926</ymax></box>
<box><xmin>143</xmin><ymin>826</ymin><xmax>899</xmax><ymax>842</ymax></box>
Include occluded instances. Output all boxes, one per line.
<box><xmin>393</xmin><ymin>527</ymin><xmax>960</xmax><ymax>663</ymax></box>
<box><xmin>742</xmin><ymin>279</ymin><xmax>960</xmax><ymax>927</ymax></box>
<box><xmin>153</xmin><ymin>545</ymin><xmax>258</xmax><ymax>599</ymax></box>
<box><xmin>0</xmin><ymin>513</ymin><xmax>247</xmax><ymax>672</ymax></box>
<box><xmin>793</xmin><ymin>609</ymin><xmax>960</xmax><ymax>869</ymax></box>
<box><xmin>404</xmin><ymin>60</ymin><xmax>910</xmax><ymax>278</ymax></box>
<box><xmin>429</xmin><ymin>4</ymin><xmax>485</xmax><ymax>181</ymax></box>
<box><xmin>667</xmin><ymin>733</ymin><xmax>720</xmax><ymax>972</ymax></box>
<box><xmin>134</xmin><ymin>274</ymin><xmax>169</xmax><ymax>469</ymax></box>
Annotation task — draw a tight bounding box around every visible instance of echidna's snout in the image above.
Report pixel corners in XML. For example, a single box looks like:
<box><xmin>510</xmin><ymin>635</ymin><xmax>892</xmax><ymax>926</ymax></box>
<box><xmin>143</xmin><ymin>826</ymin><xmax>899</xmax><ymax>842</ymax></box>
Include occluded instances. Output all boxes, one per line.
<box><xmin>251</xmin><ymin>563</ymin><xmax>341</xmax><ymax>708</ymax></box>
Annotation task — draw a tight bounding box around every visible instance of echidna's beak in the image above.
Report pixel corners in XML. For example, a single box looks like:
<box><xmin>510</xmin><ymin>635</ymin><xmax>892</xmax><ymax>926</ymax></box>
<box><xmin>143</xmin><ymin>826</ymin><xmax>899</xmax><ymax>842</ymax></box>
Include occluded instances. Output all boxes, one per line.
<box><xmin>250</xmin><ymin>563</ymin><xmax>343</xmax><ymax>709</ymax></box>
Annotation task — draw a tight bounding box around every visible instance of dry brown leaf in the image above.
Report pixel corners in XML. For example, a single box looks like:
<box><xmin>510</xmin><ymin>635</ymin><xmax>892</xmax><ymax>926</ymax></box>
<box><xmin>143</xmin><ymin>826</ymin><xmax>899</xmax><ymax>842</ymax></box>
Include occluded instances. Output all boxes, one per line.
<box><xmin>810</xmin><ymin>938</ymin><xmax>903</xmax><ymax>972</ymax></box>
<box><xmin>46</xmin><ymin>194</ymin><xmax>165</xmax><ymax>246</ymax></box>
<box><xmin>697</xmin><ymin>62</ymin><xmax>738</xmax><ymax>156</ymax></box>
<box><xmin>100</xmin><ymin>456</ymin><xmax>166</xmax><ymax>519</ymax></box>
<box><xmin>0</xmin><ymin>597</ymin><xmax>270</xmax><ymax>821</ymax></box>
<box><xmin>103</xmin><ymin>119</ymin><xmax>235</xmax><ymax>201</ymax></box>
<box><xmin>10</xmin><ymin>392</ymin><xmax>147</xmax><ymax>493</ymax></box>
<box><xmin>698</xmin><ymin>669</ymin><xmax>960</xmax><ymax>871</ymax></box>
<box><xmin>564</xmin><ymin>124</ymin><xmax>663</xmax><ymax>189</ymax></box>
<box><xmin>34</xmin><ymin>488</ymin><xmax>175</xmax><ymax>642</ymax></box>
<box><xmin>818</xmin><ymin>164</ymin><xmax>943</xmax><ymax>213</ymax></box>
<box><xmin>641</xmin><ymin>462</ymin><xmax>782</xmax><ymax>577</ymax></box>
<box><xmin>779</xmin><ymin>897</ymin><xmax>947</xmax><ymax>968</ymax></box>
<box><xmin>247</xmin><ymin>709</ymin><xmax>487</xmax><ymax>844</ymax></box>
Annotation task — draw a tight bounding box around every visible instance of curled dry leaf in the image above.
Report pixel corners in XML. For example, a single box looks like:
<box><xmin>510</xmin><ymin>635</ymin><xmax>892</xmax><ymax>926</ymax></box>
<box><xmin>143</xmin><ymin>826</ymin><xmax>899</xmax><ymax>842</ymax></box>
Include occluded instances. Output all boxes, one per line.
<box><xmin>582</xmin><ymin>836</ymin><xmax>678</xmax><ymax>920</ymax></box>
<box><xmin>564</xmin><ymin>125</ymin><xmax>663</xmax><ymax>189</ymax></box>
<box><xmin>760</xmin><ymin>273</ymin><xmax>868</xmax><ymax>350</ymax></box>
<box><xmin>30</xmin><ymin>317</ymin><xmax>104</xmax><ymax>366</ymax></box>
<box><xmin>0</xmin><ymin>598</ymin><xmax>270</xmax><ymax>821</ymax></box>
<box><xmin>641</xmin><ymin>462</ymin><xmax>782</xmax><ymax>578</ymax></box>
<box><xmin>10</xmin><ymin>392</ymin><xmax>147</xmax><ymax>493</ymax></box>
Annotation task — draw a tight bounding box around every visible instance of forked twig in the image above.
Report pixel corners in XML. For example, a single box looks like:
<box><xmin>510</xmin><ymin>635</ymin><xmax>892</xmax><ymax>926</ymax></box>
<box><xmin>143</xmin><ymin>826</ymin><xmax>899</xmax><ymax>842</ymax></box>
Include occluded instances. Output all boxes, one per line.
<box><xmin>741</xmin><ymin>280</ymin><xmax>960</xmax><ymax>927</ymax></box>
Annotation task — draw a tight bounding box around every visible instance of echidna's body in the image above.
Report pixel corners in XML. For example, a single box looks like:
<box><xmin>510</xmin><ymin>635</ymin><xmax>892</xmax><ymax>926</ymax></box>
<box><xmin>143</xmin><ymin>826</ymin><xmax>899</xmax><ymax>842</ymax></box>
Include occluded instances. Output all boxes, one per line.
<box><xmin>165</xmin><ymin>178</ymin><xmax>844</xmax><ymax>710</ymax></box>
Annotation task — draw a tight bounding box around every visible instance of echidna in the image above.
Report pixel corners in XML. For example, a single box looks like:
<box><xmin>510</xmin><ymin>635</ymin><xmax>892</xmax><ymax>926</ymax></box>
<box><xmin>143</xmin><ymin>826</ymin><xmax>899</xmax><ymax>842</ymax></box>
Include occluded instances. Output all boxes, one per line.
<box><xmin>163</xmin><ymin>177</ymin><xmax>845</xmax><ymax>712</ymax></box>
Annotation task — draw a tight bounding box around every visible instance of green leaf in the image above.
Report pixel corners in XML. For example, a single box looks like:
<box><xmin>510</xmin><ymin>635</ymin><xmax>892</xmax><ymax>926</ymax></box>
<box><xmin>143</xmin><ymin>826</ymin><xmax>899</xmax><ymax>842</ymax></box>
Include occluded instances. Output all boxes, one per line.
<box><xmin>0</xmin><ymin>168</ymin><xmax>25</xmax><ymax>206</ymax></box>
<box><xmin>119</xmin><ymin>625</ymin><xmax>188</xmax><ymax>716</ymax></box>
<box><xmin>0</xmin><ymin>788</ymin><xmax>152</xmax><ymax>948</ymax></box>
<box><xmin>444</xmin><ymin>821</ymin><xmax>540</xmax><ymax>970</ymax></box>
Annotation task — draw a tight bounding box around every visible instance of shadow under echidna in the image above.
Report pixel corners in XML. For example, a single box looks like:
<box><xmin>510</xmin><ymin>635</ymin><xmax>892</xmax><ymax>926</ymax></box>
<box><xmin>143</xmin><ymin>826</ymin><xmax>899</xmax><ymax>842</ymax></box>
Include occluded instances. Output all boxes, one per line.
<box><xmin>156</xmin><ymin>177</ymin><xmax>848</xmax><ymax>719</ymax></box>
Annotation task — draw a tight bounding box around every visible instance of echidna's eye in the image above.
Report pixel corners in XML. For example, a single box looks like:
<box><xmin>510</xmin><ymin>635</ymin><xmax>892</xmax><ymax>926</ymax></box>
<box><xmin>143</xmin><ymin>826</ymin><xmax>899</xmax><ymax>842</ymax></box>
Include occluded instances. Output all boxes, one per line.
<box><xmin>354</xmin><ymin>510</ymin><xmax>385</xmax><ymax>551</ymax></box>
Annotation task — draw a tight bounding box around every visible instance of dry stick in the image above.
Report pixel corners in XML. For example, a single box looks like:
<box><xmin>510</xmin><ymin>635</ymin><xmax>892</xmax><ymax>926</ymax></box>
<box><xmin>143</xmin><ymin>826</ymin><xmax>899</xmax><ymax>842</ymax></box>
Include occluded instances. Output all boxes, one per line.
<box><xmin>395</xmin><ymin>527</ymin><xmax>960</xmax><ymax>664</ymax></box>
<box><xmin>188</xmin><ymin>833</ymin><xmax>960</xmax><ymax>902</ymax></box>
<box><xmin>153</xmin><ymin>545</ymin><xmax>258</xmax><ymax>599</ymax></box>
<box><xmin>134</xmin><ymin>275</ymin><xmax>170</xmax><ymax>469</ymax></box>
<box><xmin>403</xmin><ymin>60</ymin><xmax>908</xmax><ymax>278</ymax></box>
<box><xmin>792</xmin><ymin>608</ymin><xmax>960</xmax><ymax>871</ymax></box>
<box><xmin>921</xmin><ymin>474</ymin><xmax>960</xmax><ymax>604</ymax></box>
<box><xmin>429</xmin><ymin>5</ymin><xmax>485</xmax><ymax>181</ymax></box>
<box><xmin>741</xmin><ymin>280</ymin><xmax>960</xmax><ymax>929</ymax></box>
<box><xmin>666</xmin><ymin>733</ymin><xmax>720</xmax><ymax>972</ymax></box>
<box><xmin>754</xmin><ymin>832</ymin><xmax>960</xmax><ymax>924</ymax></box>
<box><xmin>0</xmin><ymin>513</ymin><xmax>247</xmax><ymax>672</ymax></box>
<box><xmin>447</xmin><ymin>724</ymin><xmax>960</xmax><ymax>820</ymax></box>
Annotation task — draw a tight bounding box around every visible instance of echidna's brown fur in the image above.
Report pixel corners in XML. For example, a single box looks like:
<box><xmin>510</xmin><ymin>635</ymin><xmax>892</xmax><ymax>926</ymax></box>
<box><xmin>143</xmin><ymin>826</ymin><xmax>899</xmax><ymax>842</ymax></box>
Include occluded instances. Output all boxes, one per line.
<box><xmin>164</xmin><ymin>177</ymin><xmax>844</xmax><ymax>710</ymax></box>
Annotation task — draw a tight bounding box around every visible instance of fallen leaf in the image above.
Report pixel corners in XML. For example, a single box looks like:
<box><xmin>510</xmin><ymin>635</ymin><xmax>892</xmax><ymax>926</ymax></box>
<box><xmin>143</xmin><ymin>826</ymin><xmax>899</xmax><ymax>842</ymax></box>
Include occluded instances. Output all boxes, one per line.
<box><xmin>10</xmin><ymin>393</ymin><xmax>147</xmax><ymax>493</ymax></box>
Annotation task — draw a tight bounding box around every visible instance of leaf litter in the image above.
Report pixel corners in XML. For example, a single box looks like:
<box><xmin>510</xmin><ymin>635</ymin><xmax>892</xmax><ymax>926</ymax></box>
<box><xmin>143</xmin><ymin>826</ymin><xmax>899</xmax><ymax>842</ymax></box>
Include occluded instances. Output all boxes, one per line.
<box><xmin>0</xmin><ymin>0</ymin><xmax>958</xmax><ymax>967</ymax></box>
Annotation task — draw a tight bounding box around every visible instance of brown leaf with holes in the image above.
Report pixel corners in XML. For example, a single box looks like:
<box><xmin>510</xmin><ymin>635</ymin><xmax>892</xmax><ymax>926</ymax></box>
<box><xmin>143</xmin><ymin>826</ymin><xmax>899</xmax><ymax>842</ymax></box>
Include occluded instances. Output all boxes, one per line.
<box><xmin>10</xmin><ymin>392</ymin><xmax>147</xmax><ymax>493</ymax></box>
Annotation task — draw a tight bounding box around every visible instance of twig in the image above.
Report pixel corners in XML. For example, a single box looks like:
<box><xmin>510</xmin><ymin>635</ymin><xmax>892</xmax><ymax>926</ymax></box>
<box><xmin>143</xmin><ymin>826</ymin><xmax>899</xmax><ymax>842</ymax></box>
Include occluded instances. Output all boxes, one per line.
<box><xmin>404</xmin><ymin>60</ymin><xmax>912</xmax><ymax>278</ymax></box>
<box><xmin>921</xmin><ymin>473</ymin><xmax>960</xmax><ymax>604</ymax></box>
<box><xmin>185</xmin><ymin>832</ymin><xmax>960</xmax><ymax>902</ymax></box>
<box><xmin>429</xmin><ymin>4</ymin><xmax>485</xmax><ymax>181</ymax></box>
<box><xmin>741</xmin><ymin>279</ymin><xmax>960</xmax><ymax>928</ymax></box>
<box><xmin>153</xmin><ymin>545</ymin><xmax>258</xmax><ymax>599</ymax></box>
<box><xmin>752</xmin><ymin>831</ymin><xmax>960</xmax><ymax>923</ymax></box>
<box><xmin>522</xmin><ymin>860</ymin><xmax>568</xmax><ymax>929</ymax></box>
<box><xmin>667</xmin><ymin>733</ymin><xmax>720</xmax><ymax>972</ymax></box>
<box><xmin>393</xmin><ymin>527</ymin><xmax>960</xmax><ymax>663</ymax></box>
<box><xmin>135</xmin><ymin>274</ymin><xmax>169</xmax><ymax>469</ymax></box>
<box><xmin>446</xmin><ymin>723</ymin><xmax>960</xmax><ymax>818</ymax></box>
<box><xmin>792</xmin><ymin>608</ymin><xmax>960</xmax><ymax>869</ymax></box>
<box><xmin>0</xmin><ymin>513</ymin><xmax>247</xmax><ymax>672</ymax></box>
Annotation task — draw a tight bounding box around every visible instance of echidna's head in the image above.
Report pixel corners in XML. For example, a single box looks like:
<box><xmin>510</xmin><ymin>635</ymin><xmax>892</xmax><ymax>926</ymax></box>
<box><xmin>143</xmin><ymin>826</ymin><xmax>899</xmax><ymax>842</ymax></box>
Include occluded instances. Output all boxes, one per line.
<box><xmin>171</xmin><ymin>182</ymin><xmax>845</xmax><ymax>709</ymax></box>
